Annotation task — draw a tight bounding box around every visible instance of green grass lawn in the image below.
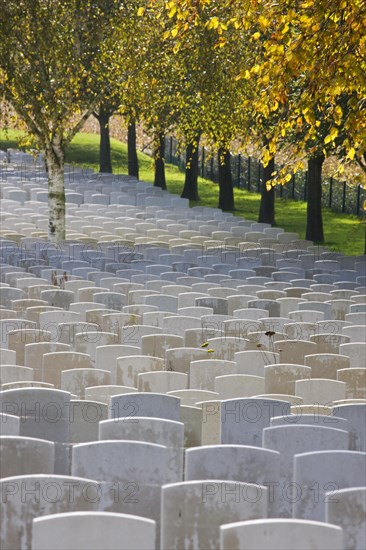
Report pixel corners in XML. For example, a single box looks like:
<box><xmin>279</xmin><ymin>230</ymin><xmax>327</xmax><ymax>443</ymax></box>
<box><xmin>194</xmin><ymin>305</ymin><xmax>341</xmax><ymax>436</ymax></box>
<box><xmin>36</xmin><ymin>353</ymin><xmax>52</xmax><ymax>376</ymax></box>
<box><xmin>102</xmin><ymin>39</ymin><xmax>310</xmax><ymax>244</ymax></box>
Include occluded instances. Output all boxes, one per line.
<box><xmin>1</xmin><ymin>128</ymin><xmax>365</xmax><ymax>255</ymax></box>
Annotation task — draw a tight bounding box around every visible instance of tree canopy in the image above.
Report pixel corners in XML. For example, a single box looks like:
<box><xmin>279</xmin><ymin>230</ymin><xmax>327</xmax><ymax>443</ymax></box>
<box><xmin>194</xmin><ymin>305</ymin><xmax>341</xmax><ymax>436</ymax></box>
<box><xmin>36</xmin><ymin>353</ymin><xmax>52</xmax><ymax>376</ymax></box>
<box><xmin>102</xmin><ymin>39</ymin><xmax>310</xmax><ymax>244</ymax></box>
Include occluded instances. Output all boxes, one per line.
<box><xmin>151</xmin><ymin>0</ymin><xmax>366</xmax><ymax>183</ymax></box>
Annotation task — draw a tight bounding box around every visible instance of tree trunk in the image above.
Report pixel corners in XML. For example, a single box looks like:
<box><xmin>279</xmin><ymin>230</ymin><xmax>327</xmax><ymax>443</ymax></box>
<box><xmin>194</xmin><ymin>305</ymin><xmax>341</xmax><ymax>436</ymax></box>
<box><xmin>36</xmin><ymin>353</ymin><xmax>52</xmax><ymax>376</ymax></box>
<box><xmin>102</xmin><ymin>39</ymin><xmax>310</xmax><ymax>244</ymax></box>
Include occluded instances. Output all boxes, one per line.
<box><xmin>45</xmin><ymin>138</ymin><xmax>66</xmax><ymax>243</ymax></box>
<box><xmin>306</xmin><ymin>153</ymin><xmax>325</xmax><ymax>242</ymax></box>
<box><xmin>154</xmin><ymin>132</ymin><xmax>167</xmax><ymax>189</ymax></box>
<box><xmin>258</xmin><ymin>156</ymin><xmax>276</xmax><ymax>225</ymax></box>
<box><xmin>127</xmin><ymin>120</ymin><xmax>139</xmax><ymax>179</ymax></box>
<box><xmin>218</xmin><ymin>148</ymin><xmax>235</xmax><ymax>211</ymax></box>
<box><xmin>181</xmin><ymin>135</ymin><xmax>200</xmax><ymax>200</ymax></box>
<box><xmin>98</xmin><ymin>111</ymin><xmax>112</xmax><ymax>173</ymax></box>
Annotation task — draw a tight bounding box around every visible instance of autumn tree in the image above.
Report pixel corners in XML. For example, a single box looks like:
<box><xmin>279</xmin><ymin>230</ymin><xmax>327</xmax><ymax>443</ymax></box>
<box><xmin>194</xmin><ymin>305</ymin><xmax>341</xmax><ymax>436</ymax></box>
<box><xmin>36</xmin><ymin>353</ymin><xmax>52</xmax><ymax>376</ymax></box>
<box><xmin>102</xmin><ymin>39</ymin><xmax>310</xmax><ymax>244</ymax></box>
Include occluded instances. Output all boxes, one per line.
<box><xmin>258</xmin><ymin>153</ymin><xmax>276</xmax><ymax>226</ymax></box>
<box><xmin>171</xmin><ymin>21</ymin><xmax>220</xmax><ymax>201</ymax></box>
<box><xmin>143</xmin><ymin>1</ymin><xmax>254</xmax><ymax>208</ymax></box>
<box><xmin>0</xmin><ymin>0</ymin><xmax>130</xmax><ymax>241</ymax></box>
<box><xmin>114</xmin><ymin>9</ymin><xmax>151</xmax><ymax>182</ymax></box>
<box><xmin>305</xmin><ymin>100</ymin><xmax>351</xmax><ymax>243</ymax></box>
<box><xmin>180</xmin><ymin>134</ymin><xmax>201</xmax><ymax>200</ymax></box>
<box><xmin>248</xmin><ymin>1</ymin><xmax>366</xmax><ymax>239</ymax></box>
<box><xmin>127</xmin><ymin>117</ymin><xmax>140</xmax><ymax>180</ymax></box>
<box><xmin>131</xmin><ymin>5</ymin><xmax>183</xmax><ymax>190</ymax></box>
<box><xmin>157</xmin><ymin>0</ymin><xmax>365</xmax><ymax>184</ymax></box>
<box><xmin>242</xmin><ymin>2</ymin><xmax>359</xmax><ymax>169</ymax></box>
<box><xmin>93</xmin><ymin>98</ymin><xmax>120</xmax><ymax>174</ymax></box>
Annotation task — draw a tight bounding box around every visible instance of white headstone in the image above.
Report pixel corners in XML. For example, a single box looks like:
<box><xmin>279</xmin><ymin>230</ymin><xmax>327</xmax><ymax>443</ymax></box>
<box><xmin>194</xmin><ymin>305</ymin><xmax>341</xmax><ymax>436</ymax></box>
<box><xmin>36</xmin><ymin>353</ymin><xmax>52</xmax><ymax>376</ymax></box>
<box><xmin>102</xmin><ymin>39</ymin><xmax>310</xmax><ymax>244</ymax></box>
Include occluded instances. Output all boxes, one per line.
<box><xmin>185</xmin><ymin>444</ymin><xmax>280</xmax><ymax>516</ymax></box>
<box><xmin>0</xmin><ymin>474</ymin><xmax>101</xmax><ymax>550</ymax></box>
<box><xmin>161</xmin><ymin>480</ymin><xmax>268</xmax><ymax>549</ymax></box>
<box><xmin>32</xmin><ymin>511</ymin><xmax>156</xmax><ymax>550</ymax></box>
<box><xmin>325</xmin><ymin>487</ymin><xmax>366</xmax><ymax>550</ymax></box>
<box><xmin>220</xmin><ymin>518</ymin><xmax>344</xmax><ymax>550</ymax></box>
<box><xmin>293</xmin><ymin>450</ymin><xmax>366</xmax><ymax>520</ymax></box>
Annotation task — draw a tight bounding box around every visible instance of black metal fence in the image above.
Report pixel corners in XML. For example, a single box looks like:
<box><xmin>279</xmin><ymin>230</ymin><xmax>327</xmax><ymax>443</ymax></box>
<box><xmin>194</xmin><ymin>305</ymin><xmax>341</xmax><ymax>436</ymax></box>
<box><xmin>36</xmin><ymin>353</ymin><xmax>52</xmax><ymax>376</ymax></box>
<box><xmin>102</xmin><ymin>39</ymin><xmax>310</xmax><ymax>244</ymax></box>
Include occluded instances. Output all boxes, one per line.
<box><xmin>2</xmin><ymin>140</ymin><xmax>364</xmax><ymax>217</ymax></box>
<box><xmin>165</xmin><ymin>136</ymin><xmax>365</xmax><ymax>217</ymax></box>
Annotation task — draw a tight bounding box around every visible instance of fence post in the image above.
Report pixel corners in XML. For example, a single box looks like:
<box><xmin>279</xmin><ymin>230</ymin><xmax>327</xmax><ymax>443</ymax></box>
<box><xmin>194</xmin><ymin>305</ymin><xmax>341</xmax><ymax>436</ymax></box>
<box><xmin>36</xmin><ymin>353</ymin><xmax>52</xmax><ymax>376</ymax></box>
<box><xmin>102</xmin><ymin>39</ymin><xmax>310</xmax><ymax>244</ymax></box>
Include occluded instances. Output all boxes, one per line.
<box><xmin>304</xmin><ymin>171</ymin><xmax>308</xmax><ymax>202</ymax></box>
<box><xmin>257</xmin><ymin>162</ymin><xmax>261</xmax><ymax>192</ymax></box>
<box><xmin>342</xmin><ymin>181</ymin><xmax>347</xmax><ymax>213</ymax></box>
<box><xmin>356</xmin><ymin>185</ymin><xmax>361</xmax><ymax>216</ymax></box>
<box><xmin>329</xmin><ymin>177</ymin><xmax>333</xmax><ymax>209</ymax></box>
<box><xmin>291</xmin><ymin>174</ymin><xmax>296</xmax><ymax>199</ymax></box>
<box><xmin>169</xmin><ymin>136</ymin><xmax>173</xmax><ymax>163</ymax></box>
<box><xmin>210</xmin><ymin>156</ymin><xmax>214</xmax><ymax>181</ymax></box>
<box><xmin>237</xmin><ymin>154</ymin><xmax>241</xmax><ymax>188</ymax></box>
<box><xmin>201</xmin><ymin>147</ymin><xmax>205</xmax><ymax>179</ymax></box>
<box><xmin>247</xmin><ymin>157</ymin><xmax>251</xmax><ymax>191</ymax></box>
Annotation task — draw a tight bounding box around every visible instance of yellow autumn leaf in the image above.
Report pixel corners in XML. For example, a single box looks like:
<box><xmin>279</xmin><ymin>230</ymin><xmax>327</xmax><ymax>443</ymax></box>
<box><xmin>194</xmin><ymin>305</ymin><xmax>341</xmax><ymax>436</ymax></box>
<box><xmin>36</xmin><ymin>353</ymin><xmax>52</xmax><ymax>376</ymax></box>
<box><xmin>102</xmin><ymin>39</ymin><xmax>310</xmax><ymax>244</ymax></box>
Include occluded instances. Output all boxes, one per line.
<box><xmin>334</xmin><ymin>105</ymin><xmax>343</xmax><ymax>125</ymax></box>
<box><xmin>208</xmin><ymin>17</ymin><xmax>219</xmax><ymax>30</ymax></box>
<box><xmin>168</xmin><ymin>6</ymin><xmax>177</xmax><ymax>18</ymax></box>
<box><xmin>324</xmin><ymin>127</ymin><xmax>339</xmax><ymax>144</ymax></box>
<box><xmin>262</xmin><ymin>149</ymin><xmax>271</xmax><ymax>167</ymax></box>
<box><xmin>300</xmin><ymin>14</ymin><xmax>311</xmax><ymax>24</ymax></box>
<box><xmin>347</xmin><ymin>147</ymin><xmax>356</xmax><ymax>160</ymax></box>
<box><xmin>258</xmin><ymin>15</ymin><xmax>269</xmax><ymax>30</ymax></box>
<box><xmin>137</xmin><ymin>7</ymin><xmax>145</xmax><ymax>16</ymax></box>
<box><xmin>252</xmin><ymin>32</ymin><xmax>261</xmax><ymax>40</ymax></box>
